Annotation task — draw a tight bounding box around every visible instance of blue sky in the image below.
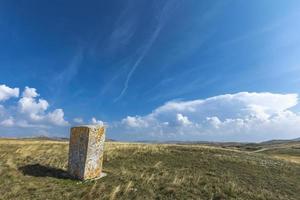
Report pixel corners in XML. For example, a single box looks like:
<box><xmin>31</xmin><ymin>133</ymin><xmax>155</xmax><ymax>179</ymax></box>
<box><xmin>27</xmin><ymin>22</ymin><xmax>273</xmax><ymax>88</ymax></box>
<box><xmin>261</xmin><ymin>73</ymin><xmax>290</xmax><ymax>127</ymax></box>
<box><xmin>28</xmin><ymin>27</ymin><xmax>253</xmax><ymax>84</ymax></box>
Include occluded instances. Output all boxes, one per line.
<box><xmin>1</xmin><ymin>0</ymin><xmax>300</xmax><ymax>141</ymax></box>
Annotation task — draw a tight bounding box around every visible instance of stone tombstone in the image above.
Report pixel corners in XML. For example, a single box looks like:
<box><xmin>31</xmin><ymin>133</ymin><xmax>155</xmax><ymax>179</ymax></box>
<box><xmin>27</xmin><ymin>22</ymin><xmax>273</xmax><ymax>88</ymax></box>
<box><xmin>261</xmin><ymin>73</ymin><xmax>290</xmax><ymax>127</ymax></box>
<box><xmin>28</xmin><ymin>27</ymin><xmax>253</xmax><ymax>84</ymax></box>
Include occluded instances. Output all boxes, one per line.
<box><xmin>68</xmin><ymin>125</ymin><xmax>106</xmax><ymax>180</ymax></box>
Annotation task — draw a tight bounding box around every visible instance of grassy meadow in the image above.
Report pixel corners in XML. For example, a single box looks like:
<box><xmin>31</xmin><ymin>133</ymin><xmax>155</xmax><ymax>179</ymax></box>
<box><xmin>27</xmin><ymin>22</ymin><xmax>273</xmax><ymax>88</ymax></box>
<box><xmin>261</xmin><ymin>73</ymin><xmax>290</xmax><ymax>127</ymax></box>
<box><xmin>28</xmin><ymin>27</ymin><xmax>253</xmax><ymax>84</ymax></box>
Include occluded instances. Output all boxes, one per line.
<box><xmin>0</xmin><ymin>138</ymin><xmax>299</xmax><ymax>200</ymax></box>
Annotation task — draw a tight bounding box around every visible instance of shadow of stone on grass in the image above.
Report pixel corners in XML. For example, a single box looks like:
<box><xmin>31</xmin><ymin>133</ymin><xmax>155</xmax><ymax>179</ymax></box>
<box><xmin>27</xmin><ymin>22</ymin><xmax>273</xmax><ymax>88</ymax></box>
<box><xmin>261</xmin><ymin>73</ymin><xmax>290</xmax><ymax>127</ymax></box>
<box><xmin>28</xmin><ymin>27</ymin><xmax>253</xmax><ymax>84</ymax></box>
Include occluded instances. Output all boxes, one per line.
<box><xmin>18</xmin><ymin>164</ymin><xmax>71</xmax><ymax>180</ymax></box>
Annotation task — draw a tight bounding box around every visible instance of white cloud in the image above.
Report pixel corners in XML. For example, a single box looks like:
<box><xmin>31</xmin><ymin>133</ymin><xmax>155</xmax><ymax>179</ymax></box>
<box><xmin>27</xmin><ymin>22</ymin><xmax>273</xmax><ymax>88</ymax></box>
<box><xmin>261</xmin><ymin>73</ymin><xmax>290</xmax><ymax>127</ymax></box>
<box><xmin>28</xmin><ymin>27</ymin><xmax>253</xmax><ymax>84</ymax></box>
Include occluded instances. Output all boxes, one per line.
<box><xmin>176</xmin><ymin>113</ymin><xmax>192</xmax><ymax>126</ymax></box>
<box><xmin>17</xmin><ymin>86</ymin><xmax>69</xmax><ymax>126</ymax></box>
<box><xmin>91</xmin><ymin>117</ymin><xmax>104</xmax><ymax>126</ymax></box>
<box><xmin>122</xmin><ymin>116</ymin><xmax>149</xmax><ymax>128</ymax></box>
<box><xmin>0</xmin><ymin>105</ymin><xmax>5</xmax><ymax>117</ymax></box>
<box><xmin>0</xmin><ymin>117</ymin><xmax>14</xmax><ymax>127</ymax></box>
<box><xmin>73</xmin><ymin>117</ymin><xmax>83</xmax><ymax>124</ymax></box>
<box><xmin>0</xmin><ymin>86</ymin><xmax>69</xmax><ymax>129</ymax></box>
<box><xmin>116</xmin><ymin>92</ymin><xmax>300</xmax><ymax>141</ymax></box>
<box><xmin>22</xmin><ymin>87</ymin><xmax>38</xmax><ymax>98</ymax></box>
<box><xmin>0</xmin><ymin>84</ymin><xmax>19</xmax><ymax>101</ymax></box>
<box><xmin>206</xmin><ymin>116</ymin><xmax>221</xmax><ymax>128</ymax></box>
<box><xmin>47</xmin><ymin>109</ymin><xmax>69</xmax><ymax>126</ymax></box>
<box><xmin>18</xmin><ymin>87</ymin><xmax>49</xmax><ymax>121</ymax></box>
<box><xmin>2</xmin><ymin>87</ymin><xmax>300</xmax><ymax>141</ymax></box>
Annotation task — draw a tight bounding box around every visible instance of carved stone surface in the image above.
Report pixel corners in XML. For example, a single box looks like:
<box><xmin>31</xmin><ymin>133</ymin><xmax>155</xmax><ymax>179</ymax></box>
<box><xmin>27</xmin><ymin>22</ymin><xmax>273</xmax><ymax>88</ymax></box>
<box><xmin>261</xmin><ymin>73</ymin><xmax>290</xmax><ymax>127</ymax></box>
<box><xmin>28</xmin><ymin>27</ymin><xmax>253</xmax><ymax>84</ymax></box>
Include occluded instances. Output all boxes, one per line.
<box><xmin>68</xmin><ymin>125</ymin><xmax>105</xmax><ymax>180</ymax></box>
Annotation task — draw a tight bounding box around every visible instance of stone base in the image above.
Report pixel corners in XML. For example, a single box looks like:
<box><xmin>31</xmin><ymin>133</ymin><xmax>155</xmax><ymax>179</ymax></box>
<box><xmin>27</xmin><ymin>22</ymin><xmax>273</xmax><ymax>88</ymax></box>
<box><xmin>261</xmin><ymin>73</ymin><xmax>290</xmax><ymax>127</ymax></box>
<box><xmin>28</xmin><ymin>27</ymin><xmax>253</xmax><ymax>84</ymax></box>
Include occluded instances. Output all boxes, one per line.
<box><xmin>82</xmin><ymin>172</ymin><xmax>107</xmax><ymax>182</ymax></box>
<box><xmin>94</xmin><ymin>172</ymin><xmax>107</xmax><ymax>180</ymax></box>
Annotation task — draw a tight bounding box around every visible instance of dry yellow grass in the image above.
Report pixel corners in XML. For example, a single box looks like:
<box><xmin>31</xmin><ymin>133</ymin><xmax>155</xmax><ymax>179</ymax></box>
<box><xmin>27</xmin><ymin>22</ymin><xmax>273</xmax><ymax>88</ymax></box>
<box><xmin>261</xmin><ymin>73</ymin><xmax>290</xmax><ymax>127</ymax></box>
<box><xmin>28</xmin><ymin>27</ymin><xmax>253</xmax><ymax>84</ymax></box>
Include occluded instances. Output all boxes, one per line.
<box><xmin>272</xmin><ymin>155</ymin><xmax>300</xmax><ymax>164</ymax></box>
<box><xmin>0</xmin><ymin>139</ymin><xmax>300</xmax><ymax>200</ymax></box>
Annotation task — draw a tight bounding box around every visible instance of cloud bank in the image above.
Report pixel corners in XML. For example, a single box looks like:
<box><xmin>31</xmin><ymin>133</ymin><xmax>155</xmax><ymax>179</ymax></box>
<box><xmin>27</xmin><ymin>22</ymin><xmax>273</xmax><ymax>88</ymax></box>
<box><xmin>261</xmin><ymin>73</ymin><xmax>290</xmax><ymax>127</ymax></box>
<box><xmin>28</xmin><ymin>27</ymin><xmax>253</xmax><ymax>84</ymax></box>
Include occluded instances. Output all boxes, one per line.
<box><xmin>91</xmin><ymin>117</ymin><xmax>104</xmax><ymax>126</ymax></box>
<box><xmin>1</xmin><ymin>84</ymin><xmax>300</xmax><ymax>142</ymax></box>
<box><xmin>0</xmin><ymin>85</ymin><xmax>68</xmax><ymax>136</ymax></box>
<box><xmin>117</xmin><ymin>92</ymin><xmax>300</xmax><ymax>142</ymax></box>
<box><xmin>0</xmin><ymin>84</ymin><xmax>19</xmax><ymax>101</ymax></box>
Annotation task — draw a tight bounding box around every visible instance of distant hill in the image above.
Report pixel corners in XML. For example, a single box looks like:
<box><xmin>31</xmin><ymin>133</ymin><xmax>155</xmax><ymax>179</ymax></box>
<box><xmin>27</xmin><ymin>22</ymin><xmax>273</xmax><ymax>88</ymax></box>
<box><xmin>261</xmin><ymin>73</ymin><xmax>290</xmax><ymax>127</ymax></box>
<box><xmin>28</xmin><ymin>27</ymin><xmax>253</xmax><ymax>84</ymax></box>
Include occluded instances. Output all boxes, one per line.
<box><xmin>293</xmin><ymin>137</ymin><xmax>300</xmax><ymax>141</ymax></box>
<box><xmin>137</xmin><ymin>137</ymin><xmax>300</xmax><ymax>145</ymax></box>
<box><xmin>260</xmin><ymin>138</ymin><xmax>300</xmax><ymax>145</ymax></box>
<box><xmin>19</xmin><ymin>136</ymin><xmax>69</xmax><ymax>141</ymax></box>
<box><xmin>3</xmin><ymin>135</ymin><xmax>300</xmax><ymax>144</ymax></box>
<box><xmin>19</xmin><ymin>136</ymin><xmax>116</xmax><ymax>142</ymax></box>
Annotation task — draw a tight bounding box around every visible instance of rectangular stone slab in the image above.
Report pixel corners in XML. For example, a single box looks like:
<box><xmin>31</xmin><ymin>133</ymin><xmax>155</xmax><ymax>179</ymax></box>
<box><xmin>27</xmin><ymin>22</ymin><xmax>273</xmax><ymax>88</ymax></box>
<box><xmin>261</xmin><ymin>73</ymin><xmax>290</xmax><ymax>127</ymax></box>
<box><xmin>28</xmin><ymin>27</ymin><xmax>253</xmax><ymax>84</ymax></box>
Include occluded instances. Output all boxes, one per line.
<box><xmin>68</xmin><ymin>125</ymin><xmax>105</xmax><ymax>180</ymax></box>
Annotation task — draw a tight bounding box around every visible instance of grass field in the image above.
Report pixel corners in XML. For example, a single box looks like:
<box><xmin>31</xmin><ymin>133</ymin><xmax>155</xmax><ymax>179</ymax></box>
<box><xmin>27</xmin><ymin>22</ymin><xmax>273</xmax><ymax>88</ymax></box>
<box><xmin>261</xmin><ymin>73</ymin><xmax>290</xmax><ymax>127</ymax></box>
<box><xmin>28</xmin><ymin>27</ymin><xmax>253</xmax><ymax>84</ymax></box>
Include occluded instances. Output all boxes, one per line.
<box><xmin>0</xmin><ymin>139</ymin><xmax>299</xmax><ymax>200</ymax></box>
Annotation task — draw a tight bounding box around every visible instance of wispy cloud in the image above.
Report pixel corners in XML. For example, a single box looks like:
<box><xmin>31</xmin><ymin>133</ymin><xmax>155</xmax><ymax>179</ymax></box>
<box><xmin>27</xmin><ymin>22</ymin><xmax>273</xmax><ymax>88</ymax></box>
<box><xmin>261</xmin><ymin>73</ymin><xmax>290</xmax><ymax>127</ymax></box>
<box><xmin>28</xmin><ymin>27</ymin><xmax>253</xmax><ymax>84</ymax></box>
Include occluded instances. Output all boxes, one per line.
<box><xmin>49</xmin><ymin>47</ymin><xmax>84</xmax><ymax>104</ymax></box>
<box><xmin>206</xmin><ymin>11</ymin><xmax>300</xmax><ymax>54</ymax></box>
<box><xmin>114</xmin><ymin>1</ymin><xmax>180</xmax><ymax>102</ymax></box>
<box><xmin>106</xmin><ymin>4</ymin><xmax>138</xmax><ymax>54</ymax></box>
<box><xmin>156</xmin><ymin>1</ymin><xmax>228</xmax><ymax>74</ymax></box>
<box><xmin>148</xmin><ymin>76</ymin><xmax>220</xmax><ymax>103</ymax></box>
<box><xmin>55</xmin><ymin>47</ymin><xmax>84</xmax><ymax>87</ymax></box>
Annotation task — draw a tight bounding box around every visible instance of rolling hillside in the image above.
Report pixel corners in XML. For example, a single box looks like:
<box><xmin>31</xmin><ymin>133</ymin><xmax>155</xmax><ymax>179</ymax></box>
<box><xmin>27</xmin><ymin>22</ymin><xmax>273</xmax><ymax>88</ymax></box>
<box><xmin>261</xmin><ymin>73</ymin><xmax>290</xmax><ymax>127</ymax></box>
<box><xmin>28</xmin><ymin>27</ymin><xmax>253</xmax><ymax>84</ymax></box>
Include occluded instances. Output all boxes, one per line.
<box><xmin>0</xmin><ymin>139</ymin><xmax>299</xmax><ymax>200</ymax></box>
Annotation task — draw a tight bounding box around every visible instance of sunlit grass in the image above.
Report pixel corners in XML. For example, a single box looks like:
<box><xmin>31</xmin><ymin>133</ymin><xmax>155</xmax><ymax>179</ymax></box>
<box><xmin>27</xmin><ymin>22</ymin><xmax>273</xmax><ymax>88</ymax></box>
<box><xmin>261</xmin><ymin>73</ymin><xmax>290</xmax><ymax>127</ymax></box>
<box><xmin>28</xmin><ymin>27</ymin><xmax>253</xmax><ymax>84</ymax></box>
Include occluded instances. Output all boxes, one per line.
<box><xmin>0</xmin><ymin>138</ymin><xmax>299</xmax><ymax>199</ymax></box>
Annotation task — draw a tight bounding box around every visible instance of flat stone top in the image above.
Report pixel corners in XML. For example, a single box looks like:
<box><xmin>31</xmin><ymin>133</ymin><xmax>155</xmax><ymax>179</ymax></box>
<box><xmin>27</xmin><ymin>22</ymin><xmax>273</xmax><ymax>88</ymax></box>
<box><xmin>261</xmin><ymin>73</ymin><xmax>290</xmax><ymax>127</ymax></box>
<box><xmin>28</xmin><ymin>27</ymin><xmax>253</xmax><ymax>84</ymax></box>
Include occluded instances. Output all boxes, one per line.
<box><xmin>72</xmin><ymin>125</ymin><xmax>105</xmax><ymax>129</ymax></box>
